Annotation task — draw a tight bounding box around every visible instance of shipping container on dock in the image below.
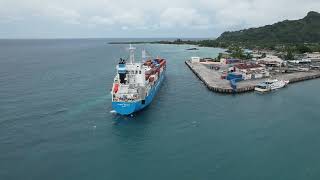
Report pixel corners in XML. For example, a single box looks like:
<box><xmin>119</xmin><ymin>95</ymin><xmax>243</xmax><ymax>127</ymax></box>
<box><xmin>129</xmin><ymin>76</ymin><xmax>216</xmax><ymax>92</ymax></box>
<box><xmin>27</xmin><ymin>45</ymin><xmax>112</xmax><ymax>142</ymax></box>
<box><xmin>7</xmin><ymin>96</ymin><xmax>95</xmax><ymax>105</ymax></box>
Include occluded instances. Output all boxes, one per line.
<box><xmin>226</xmin><ymin>59</ymin><xmax>241</xmax><ymax>64</ymax></box>
<box><xmin>221</xmin><ymin>74</ymin><xmax>227</xmax><ymax>79</ymax></box>
<box><xmin>227</xmin><ymin>73</ymin><xmax>243</xmax><ymax>80</ymax></box>
<box><xmin>253</xmin><ymin>73</ymin><xmax>263</xmax><ymax>79</ymax></box>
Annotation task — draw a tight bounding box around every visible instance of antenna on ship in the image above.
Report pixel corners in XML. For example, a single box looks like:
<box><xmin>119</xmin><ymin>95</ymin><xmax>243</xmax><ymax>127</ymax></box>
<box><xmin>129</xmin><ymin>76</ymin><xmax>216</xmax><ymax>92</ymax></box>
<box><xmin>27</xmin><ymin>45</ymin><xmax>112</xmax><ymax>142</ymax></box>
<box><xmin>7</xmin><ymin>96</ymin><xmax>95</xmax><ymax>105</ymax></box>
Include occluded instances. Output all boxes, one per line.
<box><xmin>142</xmin><ymin>49</ymin><xmax>146</xmax><ymax>62</ymax></box>
<box><xmin>129</xmin><ymin>44</ymin><xmax>136</xmax><ymax>64</ymax></box>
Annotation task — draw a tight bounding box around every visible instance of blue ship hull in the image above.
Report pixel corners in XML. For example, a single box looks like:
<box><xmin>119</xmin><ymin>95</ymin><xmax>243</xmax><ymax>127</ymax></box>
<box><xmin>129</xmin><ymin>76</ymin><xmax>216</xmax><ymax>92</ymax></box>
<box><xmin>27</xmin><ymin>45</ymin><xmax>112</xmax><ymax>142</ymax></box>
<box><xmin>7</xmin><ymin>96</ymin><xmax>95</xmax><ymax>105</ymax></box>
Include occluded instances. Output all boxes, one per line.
<box><xmin>112</xmin><ymin>71</ymin><xmax>165</xmax><ymax>115</ymax></box>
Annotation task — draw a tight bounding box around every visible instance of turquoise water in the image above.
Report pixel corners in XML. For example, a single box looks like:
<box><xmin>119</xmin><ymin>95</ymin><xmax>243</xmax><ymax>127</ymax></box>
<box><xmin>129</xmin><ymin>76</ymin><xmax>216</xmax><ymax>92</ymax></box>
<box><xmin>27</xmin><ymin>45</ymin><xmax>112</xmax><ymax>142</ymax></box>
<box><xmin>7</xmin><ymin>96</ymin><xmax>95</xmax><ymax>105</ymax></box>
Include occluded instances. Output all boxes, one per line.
<box><xmin>1</xmin><ymin>39</ymin><xmax>320</xmax><ymax>180</ymax></box>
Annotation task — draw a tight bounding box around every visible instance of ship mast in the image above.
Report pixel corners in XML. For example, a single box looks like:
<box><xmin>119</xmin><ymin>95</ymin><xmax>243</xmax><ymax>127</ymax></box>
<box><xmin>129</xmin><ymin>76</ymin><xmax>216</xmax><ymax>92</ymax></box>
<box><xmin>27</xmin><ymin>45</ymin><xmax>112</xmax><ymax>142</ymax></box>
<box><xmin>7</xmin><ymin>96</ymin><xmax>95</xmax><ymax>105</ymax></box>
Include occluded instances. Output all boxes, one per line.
<box><xmin>129</xmin><ymin>44</ymin><xmax>136</xmax><ymax>64</ymax></box>
<box><xmin>142</xmin><ymin>49</ymin><xmax>146</xmax><ymax>62</ymax></box>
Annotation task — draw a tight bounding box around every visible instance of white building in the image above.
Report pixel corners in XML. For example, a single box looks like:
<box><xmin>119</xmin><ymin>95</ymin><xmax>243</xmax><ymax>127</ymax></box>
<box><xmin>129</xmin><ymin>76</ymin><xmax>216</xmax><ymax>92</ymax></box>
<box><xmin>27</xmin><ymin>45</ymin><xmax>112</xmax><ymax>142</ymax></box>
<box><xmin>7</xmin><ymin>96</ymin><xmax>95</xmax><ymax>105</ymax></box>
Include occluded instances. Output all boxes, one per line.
<box><xmin>304</xmin><ymin>52</ymin><xmax>320</xmax><ymax>62</ymax></box>
<box><xmin>258</xmin><ymin>55</ymin><xmax>283</xmax><ymax>66</ymax></box>
<box><xmin>234</xmin><ymin>63</ymin><xmax>270</xmax><ymax>80</ymax></box>
<box><xmin>191</xmin><ymin>57</ymin><xmax>200</xmax><ymax>63</ymax></box>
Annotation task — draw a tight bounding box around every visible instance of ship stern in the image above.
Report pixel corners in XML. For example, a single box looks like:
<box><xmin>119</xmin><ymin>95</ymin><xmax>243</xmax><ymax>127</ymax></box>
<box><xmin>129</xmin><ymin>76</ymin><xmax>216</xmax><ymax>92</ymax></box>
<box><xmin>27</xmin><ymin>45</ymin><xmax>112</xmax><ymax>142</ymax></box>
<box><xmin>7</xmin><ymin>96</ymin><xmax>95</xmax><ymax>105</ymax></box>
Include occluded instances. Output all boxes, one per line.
<box><xmin>112</xmin><ymin>101</ymin><xmax>138</xmax><ymax>115</ymax></box>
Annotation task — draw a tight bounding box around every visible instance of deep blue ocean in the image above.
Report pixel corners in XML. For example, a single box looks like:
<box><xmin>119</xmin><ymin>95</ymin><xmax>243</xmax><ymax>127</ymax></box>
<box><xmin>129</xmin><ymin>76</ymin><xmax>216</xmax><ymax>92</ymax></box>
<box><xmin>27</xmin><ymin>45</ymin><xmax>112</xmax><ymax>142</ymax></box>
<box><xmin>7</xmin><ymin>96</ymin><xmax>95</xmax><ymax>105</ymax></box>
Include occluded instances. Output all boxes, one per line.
<box><xmin>1</xmin><ymin>39</ymin><xmax>320</xmax><ymax>180</ymax></box>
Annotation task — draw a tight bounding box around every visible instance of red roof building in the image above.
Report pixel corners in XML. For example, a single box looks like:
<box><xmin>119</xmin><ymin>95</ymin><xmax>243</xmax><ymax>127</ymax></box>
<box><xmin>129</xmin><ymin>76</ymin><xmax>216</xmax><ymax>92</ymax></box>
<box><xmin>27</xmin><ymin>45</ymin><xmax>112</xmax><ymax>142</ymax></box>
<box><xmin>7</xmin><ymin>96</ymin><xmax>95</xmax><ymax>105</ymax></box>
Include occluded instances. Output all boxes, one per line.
<box><xmin>234</xmin><ymin>63</ymin><xmax>262</xmax><ymax>70</ymax></box>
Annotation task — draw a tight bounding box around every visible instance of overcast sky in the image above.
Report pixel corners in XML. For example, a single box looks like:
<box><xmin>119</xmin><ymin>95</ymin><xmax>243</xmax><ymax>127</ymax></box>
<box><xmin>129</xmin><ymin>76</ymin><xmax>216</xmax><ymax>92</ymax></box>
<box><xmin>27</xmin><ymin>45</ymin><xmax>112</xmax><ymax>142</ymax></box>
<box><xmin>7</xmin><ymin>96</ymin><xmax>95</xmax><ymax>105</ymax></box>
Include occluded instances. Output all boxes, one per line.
<box><xmin>0</xmin><ymin>0</ymin><xmax>319</xmax><ymax>38</ymax></box>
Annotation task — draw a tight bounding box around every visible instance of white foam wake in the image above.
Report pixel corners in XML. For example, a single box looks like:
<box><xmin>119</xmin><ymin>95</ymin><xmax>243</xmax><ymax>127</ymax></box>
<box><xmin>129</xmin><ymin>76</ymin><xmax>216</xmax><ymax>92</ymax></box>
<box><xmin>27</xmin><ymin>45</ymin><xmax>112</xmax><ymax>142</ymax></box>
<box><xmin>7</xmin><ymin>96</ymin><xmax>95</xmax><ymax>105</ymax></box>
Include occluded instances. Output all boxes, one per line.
<box><xmin>110</xmin><ymin>110</ymin><xmax>117</xmax><ymax>114</ymax></box>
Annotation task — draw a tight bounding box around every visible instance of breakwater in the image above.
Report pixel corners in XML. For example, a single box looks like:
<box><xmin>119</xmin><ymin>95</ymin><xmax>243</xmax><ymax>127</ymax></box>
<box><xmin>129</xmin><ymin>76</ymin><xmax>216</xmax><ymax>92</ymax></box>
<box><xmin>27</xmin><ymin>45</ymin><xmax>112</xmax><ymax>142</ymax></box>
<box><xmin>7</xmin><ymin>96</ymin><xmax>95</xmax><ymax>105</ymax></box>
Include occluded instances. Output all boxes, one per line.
<box><xmin>185</xmin><ymin>60</ymin><xmax>320</xmax><ymax>94</ymax></box>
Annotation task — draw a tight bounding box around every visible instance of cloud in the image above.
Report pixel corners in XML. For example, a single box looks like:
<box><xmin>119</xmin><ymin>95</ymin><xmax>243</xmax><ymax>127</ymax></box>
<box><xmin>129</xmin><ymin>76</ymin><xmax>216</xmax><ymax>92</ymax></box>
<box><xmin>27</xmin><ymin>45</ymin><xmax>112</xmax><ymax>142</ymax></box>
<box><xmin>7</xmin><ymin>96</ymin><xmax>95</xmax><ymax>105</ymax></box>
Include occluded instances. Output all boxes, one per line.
<box><xmin>159</xmin><ymin>8</ymin><xmax>210</xmax><ymax>29</ymax></box>
<box><xmin>0</xmin><ymin>0</ymin><xmax>319</xmax><ymax>38</ymax></box>
<box><xmin>113</xmin><ymin>10</ymin><xmax>146</xmax><ymax>27</ymax></box>
<box><xmin>121</xmin><ymin>26</ymin><xmax>129</xmax><ymax>30</ymax></box>
<box><xmin>40</xmin><ymin>6</ymin><xmax>81</xmax><ymax>24</ymax></box>
<box><xmin>89</xmin><ymin>16</ymin><xmax>114</xmax><ymax>26</ymax></box>
<box><xmin>0</xmin><ymin>15</ymin><xmax>23</xmax><ymax>23</ymax></box>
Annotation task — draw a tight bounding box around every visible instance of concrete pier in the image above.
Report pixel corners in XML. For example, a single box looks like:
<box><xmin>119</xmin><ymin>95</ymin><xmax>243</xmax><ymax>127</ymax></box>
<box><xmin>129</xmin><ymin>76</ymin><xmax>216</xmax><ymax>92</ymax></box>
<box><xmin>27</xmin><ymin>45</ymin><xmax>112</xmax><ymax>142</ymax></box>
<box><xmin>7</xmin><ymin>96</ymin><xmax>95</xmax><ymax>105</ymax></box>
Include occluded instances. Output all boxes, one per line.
<box><xmin>185</xmin><ymin>60</ymin><xmax>320</xmax><ymax>94</ymax></box>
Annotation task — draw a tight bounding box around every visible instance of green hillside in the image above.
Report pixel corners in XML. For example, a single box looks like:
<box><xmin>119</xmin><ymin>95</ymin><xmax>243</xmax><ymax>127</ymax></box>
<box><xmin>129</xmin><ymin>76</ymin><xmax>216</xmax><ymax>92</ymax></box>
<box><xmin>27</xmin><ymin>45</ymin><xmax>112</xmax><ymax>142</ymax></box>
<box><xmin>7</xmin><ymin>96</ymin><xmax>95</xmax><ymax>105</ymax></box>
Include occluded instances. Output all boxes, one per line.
<box><xmin>216</xmin><ymin>11</ymin><xmax>320</xmax><ymax>45</ymax></box>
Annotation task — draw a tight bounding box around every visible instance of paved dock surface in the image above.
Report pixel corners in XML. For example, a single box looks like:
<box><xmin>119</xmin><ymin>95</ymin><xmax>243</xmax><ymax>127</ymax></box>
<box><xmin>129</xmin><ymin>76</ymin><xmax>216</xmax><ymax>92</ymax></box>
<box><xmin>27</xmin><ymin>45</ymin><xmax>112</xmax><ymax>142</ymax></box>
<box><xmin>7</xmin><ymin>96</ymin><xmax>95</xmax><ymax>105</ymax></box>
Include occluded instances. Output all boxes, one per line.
<box><xmin>186</xmin><ymin>61</ymin><xmax>320</xmax><ymax>94</ymax></box>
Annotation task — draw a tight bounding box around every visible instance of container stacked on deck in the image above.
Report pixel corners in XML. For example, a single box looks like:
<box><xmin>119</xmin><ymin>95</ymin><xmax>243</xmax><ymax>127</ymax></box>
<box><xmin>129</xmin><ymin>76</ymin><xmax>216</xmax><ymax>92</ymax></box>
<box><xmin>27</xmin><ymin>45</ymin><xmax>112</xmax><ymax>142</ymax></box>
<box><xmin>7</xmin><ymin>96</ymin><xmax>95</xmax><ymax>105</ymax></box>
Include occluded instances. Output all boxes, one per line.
<box><xmin>144</xmin><ymin>59</ymin><xmax>166</xmax><ymax>84</ymax></box>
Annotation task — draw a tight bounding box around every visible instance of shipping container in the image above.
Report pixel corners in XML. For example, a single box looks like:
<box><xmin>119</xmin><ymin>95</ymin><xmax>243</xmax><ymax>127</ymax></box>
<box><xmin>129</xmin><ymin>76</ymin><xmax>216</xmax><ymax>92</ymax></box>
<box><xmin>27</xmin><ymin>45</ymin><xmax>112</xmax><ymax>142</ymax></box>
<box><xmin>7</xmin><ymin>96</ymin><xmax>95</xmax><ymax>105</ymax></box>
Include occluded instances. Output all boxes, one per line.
<box><xmin>149</xmin><ymin>76</ymin><xmax>154</xmax><ymax>82</ymax></box>
<box><xmin>227</xmin><ymin>73</ymin><xmax>242</xmax><ymax>80</ymax></box>
<box><xmin>254</xmin><ymin>73</ymin><xmax>263</xmax><ymax>79</ymax></box>
<box><xmin>226</xmin><ymin>59</ymin><xmax>240</xmax><ymax>64</ymax></box>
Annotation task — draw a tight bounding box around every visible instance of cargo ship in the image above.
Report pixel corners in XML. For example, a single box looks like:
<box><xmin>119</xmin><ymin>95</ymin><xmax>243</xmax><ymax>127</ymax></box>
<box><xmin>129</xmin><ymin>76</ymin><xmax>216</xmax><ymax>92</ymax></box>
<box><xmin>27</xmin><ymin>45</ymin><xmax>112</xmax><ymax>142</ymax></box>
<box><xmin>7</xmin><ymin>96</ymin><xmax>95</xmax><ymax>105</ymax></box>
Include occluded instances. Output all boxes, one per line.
<box><xmin>111</xmin><ymin>45</ymin><xmax>166</xmax><ymax>115</ymax></box>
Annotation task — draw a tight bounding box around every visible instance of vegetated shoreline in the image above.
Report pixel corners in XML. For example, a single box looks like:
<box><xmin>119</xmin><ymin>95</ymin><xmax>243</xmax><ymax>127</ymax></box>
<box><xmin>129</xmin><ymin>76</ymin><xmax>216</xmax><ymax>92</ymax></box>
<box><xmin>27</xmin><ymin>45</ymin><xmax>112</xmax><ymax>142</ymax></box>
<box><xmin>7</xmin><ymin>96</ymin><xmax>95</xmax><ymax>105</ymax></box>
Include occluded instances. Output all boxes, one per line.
<box><xmin>109</xmin><ymin>38</ymin><xmax>320</xmax><ymax>57</ymax></box>
<box><xmin>108</xmin><ymin>39</ymin><xmax>202</xmax><ymax>45</ymax></box>
<box><xmin>109</xmin><ymin>11</ymin><xmax>320</xmax><ymax>54</ymax></box>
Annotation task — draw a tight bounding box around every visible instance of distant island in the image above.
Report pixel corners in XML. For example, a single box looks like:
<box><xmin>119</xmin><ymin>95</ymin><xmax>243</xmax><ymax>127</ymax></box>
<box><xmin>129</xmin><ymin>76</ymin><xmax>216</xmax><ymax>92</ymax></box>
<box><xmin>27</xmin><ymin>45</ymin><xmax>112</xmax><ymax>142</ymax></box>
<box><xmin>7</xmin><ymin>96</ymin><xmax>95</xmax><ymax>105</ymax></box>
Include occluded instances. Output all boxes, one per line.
<box><xmin>109</xmin><ymin>11</ymin><xmax>320</xmax><ymax>53</ymax></box>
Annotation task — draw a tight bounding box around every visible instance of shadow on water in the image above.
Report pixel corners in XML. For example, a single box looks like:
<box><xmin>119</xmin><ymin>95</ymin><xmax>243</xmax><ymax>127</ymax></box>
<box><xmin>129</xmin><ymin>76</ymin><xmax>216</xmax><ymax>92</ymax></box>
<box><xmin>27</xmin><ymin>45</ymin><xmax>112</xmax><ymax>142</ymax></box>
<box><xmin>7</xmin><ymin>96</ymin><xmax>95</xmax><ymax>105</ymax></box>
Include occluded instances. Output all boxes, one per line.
<box><xmin>109</xmin><ymin>109</ymin><xmax>156</xmax><ymax>145</ymax></box>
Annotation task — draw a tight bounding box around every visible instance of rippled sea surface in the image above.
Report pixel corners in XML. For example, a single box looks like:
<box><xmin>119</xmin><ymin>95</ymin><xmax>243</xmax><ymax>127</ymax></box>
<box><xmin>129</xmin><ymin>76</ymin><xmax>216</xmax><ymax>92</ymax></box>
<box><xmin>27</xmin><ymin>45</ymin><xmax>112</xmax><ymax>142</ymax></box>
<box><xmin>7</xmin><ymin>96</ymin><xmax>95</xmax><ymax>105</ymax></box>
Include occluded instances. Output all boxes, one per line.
<box><xmin>1</xmin><ymin>39</ymin><xmax>320</xmax><ymax>180</ymax></box>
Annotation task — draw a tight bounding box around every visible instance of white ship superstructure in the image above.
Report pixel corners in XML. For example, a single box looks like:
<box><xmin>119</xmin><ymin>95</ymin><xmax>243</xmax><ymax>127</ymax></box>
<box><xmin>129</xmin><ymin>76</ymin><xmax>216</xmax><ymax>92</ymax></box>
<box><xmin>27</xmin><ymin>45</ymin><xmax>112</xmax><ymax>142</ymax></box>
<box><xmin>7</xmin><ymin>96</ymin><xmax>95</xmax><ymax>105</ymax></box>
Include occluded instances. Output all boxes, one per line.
<box><xmin>111</xmin><ymin>45</ymin><xmax>166</xmax><ymax>115</ymax></box>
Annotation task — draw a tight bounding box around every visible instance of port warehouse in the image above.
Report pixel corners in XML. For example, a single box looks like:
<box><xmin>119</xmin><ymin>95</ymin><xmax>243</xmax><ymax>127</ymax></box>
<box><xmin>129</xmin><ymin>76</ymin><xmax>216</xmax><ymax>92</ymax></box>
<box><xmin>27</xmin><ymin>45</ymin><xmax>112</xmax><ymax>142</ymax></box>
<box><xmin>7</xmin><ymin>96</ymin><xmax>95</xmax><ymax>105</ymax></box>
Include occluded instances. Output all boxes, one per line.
<box><xmin>187</xmin><ymin>52</ymin><xmax>320</xmax><ymax>93</ymax></box>
<box><xmin>191</xmin><ymin>56</ymin><xmax>272</xmax><ymax>82</ymax></box>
